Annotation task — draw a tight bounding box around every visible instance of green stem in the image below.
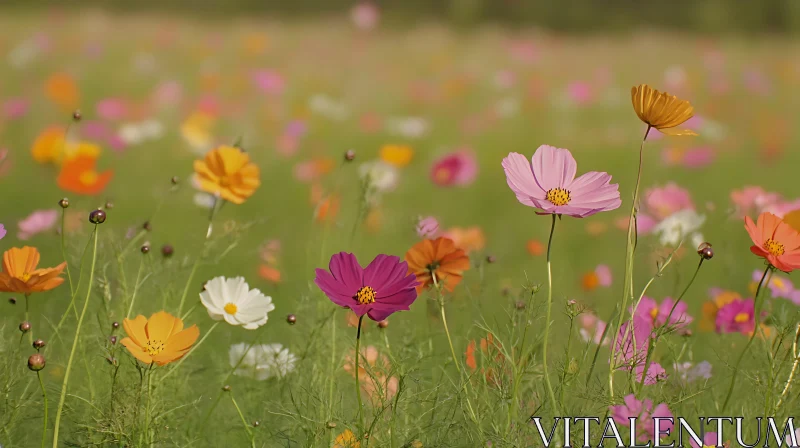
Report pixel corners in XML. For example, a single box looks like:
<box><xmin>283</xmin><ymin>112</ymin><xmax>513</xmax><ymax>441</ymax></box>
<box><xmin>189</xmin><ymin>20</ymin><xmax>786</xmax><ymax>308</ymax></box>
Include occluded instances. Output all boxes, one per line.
<box><xmin>608</xmin><ymin>125</ymin><xmax>650</xmax><ymax>401</ymax></box>
<box><xmin>327</xmin><ymin>309</ymin><xmax>337</xmax><ymax>420</ymax></box>
<box><xmin>177</xmin><ymin>197</ymin><xmax>222</xmax><ymax>316</ymax></box>
<box><xmin>558</xmin><ymin>316</ymin><xmax>576</xmax><ymax>406</ymax></box>
<box><xmin>355</xmin><ymin>315</ymin><xmax>365</xmax><ymax>438</ymax></box>
<box><xmin>126</xmin><ymin>255</ymin><xmax>147</xmax><ymax>319</ymax></box>
<box><xmin>25</xmin><ymin>294</ymin><xmax>32</xmax><ymax>345</ymax></box>
<box><xmin>431</xmin><ymin>271</ymin><xmax>460</xmax><ymax>373</ymax></box>
<box><xmin>52</xmin><ymin>225</ymin><xmax>99</xmax><ymax>448</ymax></box>
<box><xmin>60</xmin><ymin>207</ymin><xmax>75</xmax><ymax>297</ymax></box>
<box><xmin>140</xmin><ymin>364</ymin><xmax>154</xmax><ymax>447</ymax></box>
<box><xmin>230</xmin><ymin>395</ymin><xmax>255</xmax><ymax>448</ymax></box>
<box><xmin>542</xmin><ymin>213</ymin><xmax>559</xmax><ymax>415</ymax></box>
<box><xmin>720</xmin><ymin>265</ymin><xmax>771</xmax><ymax>412</ymax></box>
<box><xmin>38</xmin><ymin>371</ymin><xmax>48</xmax><ymax>448</ymax></box>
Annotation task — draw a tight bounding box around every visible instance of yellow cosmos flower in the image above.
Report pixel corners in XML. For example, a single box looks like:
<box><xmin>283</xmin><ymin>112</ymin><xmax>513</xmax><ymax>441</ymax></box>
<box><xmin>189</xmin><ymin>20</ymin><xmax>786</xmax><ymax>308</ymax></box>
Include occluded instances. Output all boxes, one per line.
<box><xmin>193</xmin><ymin>145</ymin><xmax>261</xmax><ymax>204</ymax></box>
<box><xmin>333</xmin><ymin>429</ymin><xmax>360</xmax><ymax>448</ymax></box>
<box><xmin>121</xmin><ymin>311</ymin><xmax>200</xmax><ymax>366</ymax></box>
<box><xmin>181</xmin><ymin>111</ymin><xmax>216</xmax><ymax>150</ymax></box>
<box><xmin>31</xmin><ymin>127</ymin><xmax>101</xmax><ymax>165</ymax></box>
<box><xmin>379</xmin><ymin>144</ymin><xmax>414</xmax><ymax>167</ymax></box>
<box><xmin>0</xmin><ymin>246</ymin><xmax>66</xmax><ymax>294</ymax></box>
<box><xmin>631</xmin><ymin>84</ymin><xmax>697</xmax><ymax>136</ymax></box>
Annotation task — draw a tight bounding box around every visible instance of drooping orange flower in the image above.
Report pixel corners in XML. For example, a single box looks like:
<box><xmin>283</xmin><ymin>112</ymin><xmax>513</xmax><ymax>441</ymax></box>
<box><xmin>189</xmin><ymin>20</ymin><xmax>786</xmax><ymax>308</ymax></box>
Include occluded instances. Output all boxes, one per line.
<box><xmin>45</xmin><ymin>72</ymin><xmax>80</xmax><ymax>112</ymax></box>
<box><xmin>405</xmin><ymin>237</ymin><xmax>470</xmax><ymax>293</ymax></box>
<box><xmin>745</xmin><ymin>212</ymin><xmax>800</xmax><ymax>272</ymax></box>
<box><xmin>631</xmin><ymin>84</ymin><xmax>696</xmax><ymax>136</ymax></box>
<box><xmin>314</xmin><ymin>193</ymin><xmax>340</xmax><ymax>223</ymax></box>
<box><xmin>121</xmin><ymin>311</ymin><xmax>200</xmax><ymax>366</ymax></box>
<box><xmin>0</xmin><ymin>246</ymin><xmax>66</xmax><ymax>294</ymax></box>
<box><xmin>193</xmin><ymin>145</ymin><xmax>260</xmax><ymax>204</ymax></box>
<box><xmin>443</xmin><ymin>226</ymin><xmax>485</xmax><ymax>253</ymax></box>
<box><xmin>57</xmin><ymin>154</ymin><xmax>113</xmax><ymax>195</ymax></box>
<box><xmin>465</xmin><ymin>333</ymin><xmax>507</xmax><ymax>386</ymax></box>
<box><xmin>344</xmin><ymin>346</ymin><xmax>398</xmax><ymax>405</ymax></box>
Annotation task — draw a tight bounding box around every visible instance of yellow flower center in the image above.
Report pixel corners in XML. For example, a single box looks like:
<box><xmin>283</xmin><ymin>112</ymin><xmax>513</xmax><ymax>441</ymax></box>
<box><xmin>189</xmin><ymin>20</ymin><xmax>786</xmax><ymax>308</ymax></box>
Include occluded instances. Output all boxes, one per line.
<box><xmin>649</xmin><ymin>307</ymin><xmax>659</xmax><ymax>320</ymax></box>
<box><xmin>355</xmin><ymin>286</ymin><xmax>377</xmax><ymax>305</ymax></box>
<box><xmin>20</xmin><ymin>272</ymin><xmax>32</xmax><ymax>282</ymax></box>
<box><xmin>545</xmin><ymin>188</ymin><xmax>571</xmax><ymax>206</ymax></box>
<box><xmin>734</xmin><ymin>312</ymin><xmax>750</xmax><ymax>323</ymax></box>
<box><xmin>765</xmin><ymin>238</ymin><xmax>785</xmax><ymax>256</ymax></box>
<box><xmin>145</xmin><ymin>340</ymin><xmax>165</xmax><ymax>356</ymax></box>
<box><xmin>218</xmin><ymin>175</ymin><xmax>231</xmax><ymax>188</ymax></box>
<box><xmin>79</xmin><ymin>170</ymin><xmax>98</xmax><ymax>186</ymax></box>
<box><xmin>224</xmin><ymin>303</ymin><xmax>238</xmax><ymax>314</ymax></box>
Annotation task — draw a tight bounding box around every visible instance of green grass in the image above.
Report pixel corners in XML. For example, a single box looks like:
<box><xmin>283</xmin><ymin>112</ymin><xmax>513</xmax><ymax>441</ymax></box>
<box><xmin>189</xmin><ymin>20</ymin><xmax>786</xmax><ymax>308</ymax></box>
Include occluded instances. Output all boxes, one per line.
<box><xmin>2</xmin><ymin>11</ymin><xmax>800</xmax><ymax>447</ymax></box>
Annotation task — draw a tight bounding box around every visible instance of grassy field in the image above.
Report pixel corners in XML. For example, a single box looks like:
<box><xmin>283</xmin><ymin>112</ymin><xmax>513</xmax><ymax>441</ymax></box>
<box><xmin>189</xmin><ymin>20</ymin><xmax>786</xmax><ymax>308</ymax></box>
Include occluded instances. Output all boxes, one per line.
<box><xmin>2</xmin><ymin>10</ymin><xmax>800</xmax><ymax>447</ymax></box>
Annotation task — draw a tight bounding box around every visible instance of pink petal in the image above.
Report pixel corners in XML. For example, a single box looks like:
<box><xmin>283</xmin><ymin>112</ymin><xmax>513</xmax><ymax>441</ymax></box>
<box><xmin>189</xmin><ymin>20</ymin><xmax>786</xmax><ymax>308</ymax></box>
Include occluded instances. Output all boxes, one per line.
<box><xmin>531</xmin><ymin>145</ymin><xmax>576</xmax><ymax>190</ymax></box>
<box><xmin>502</xmin><ymin>152</ymin><xmax>544</xmax><ymax>207</ymax></box>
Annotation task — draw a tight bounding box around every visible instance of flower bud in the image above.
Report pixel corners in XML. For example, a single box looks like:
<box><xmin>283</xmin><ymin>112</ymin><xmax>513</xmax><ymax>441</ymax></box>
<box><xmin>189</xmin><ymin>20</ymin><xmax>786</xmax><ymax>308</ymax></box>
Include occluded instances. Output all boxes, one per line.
<box><xmin>161</xmin><ymin>244</ymin><xmax>174</xmax><ymax>257</ymax></box>
<box><xmin>486</xmin><ymin>255</ymin><xmax>496</xmax><ymax>264</ymax></box>
<box><xmin>89</xmin><ymin>209</ymin><xmax>107</xmax><ymax>224</ymax></box>
<box><xmin>344</xmin><ymin>150</ymin><xmax>356</xmax><ymax>161</ymax></box>
<box><xmin>8</xmin><ymin>297</ymin><xmax>16</xmax><ymax>305</ymax></box>
<box><xmin>28</xmin><ymin>353</ymin><xmax>46</xmax><ymax>371</ymax></box>
<box><xmin>286</xmin><ymin>314</ymin><xmax>297</xmax><ymax>325</ymax></box>
<box><xmin>171</xmin><ymin>176</ymin><xmax>180</xmax><ymax>185</ymax></box>
<box><xmin>222</xmin><ymin>385</ymin><xmax>231</xmax><ymax>392</ymax></box>
<box><xmin>112</xmin><ymin>321</ymin><xmax>120</xmax><ymax>329</ymax></box>
<box><xmin>143</xmin><ymin>221</ymin><xmax>152</xmax><ymax>232</ymax></box>
<box><xmin>697</xmin><ymin>242</ymin><xmax>713</xmax><ymax>260</ymax></box>
<box><xmin>141</xmin><ymin>245</ymin><xmax>150</xmax><ymax>254</ymax></box>
<box><xmin>33</xmin><ymin>339</ymin><xmax>46</xmax><ymax>350</ymax></box>
<box><xmin>19</xmin><ymin>321</ymin><xmax>31</xmax><ymax>333</ymax></box>
<box><xmin>110</xmin><ymin>335</ymin><xmax>118</xmax><ymax>345</ymax></box>
<box><xmin>377</xmin><ymin>320</ymin><xmax>388</xmax><ymax>329</ymax></box>
<box><xmin>58</xmin><ymin>198</ymin><xmax>70</xmax><ymax>209</ymax></box>
<box><xmin>72</xmin><ymin>110</ymin><xmax>82</xmax><ymax>121</ymax></box>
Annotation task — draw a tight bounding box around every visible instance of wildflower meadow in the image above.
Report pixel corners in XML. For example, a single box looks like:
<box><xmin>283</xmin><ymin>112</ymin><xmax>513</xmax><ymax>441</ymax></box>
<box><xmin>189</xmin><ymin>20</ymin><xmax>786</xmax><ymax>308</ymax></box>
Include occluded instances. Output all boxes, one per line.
<box><xmin>2</xmin><ymin>5</ymin><xmax>800</xmax><ymax>448</ymax></box>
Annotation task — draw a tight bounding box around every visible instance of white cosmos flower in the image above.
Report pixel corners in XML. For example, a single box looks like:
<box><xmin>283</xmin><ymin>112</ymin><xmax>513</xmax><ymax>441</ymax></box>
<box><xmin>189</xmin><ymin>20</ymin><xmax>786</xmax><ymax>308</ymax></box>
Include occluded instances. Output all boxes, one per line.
<box><xmin>358</xmin><ymin>160</ymin><xmax>398</xmax><ymax>193</ymax></box>
<box><xmin>229</xmin><ymin>343</ymin><xmax>297</xmax><ymax>380</ymax></box>
<box><xmin>653</xmin><ymin>209</ymin><xmax>705</xmax><ymax>247</ymax></box>
<box><xmin>200</xmin><ymin>277</ymin><xmax>275</xmax><ymax>329</ymax></box>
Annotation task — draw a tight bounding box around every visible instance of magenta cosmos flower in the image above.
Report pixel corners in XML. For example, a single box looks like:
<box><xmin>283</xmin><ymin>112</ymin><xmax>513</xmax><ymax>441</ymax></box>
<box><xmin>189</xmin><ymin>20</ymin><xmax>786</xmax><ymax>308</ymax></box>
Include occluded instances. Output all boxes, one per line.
<box><xmin>632</xmin><ymin>296</ymin><xmax>693</xmax><ymax>329</ymax></box>
<box><xmin>315</xmin><ymin>252</ymin><xmax>419</xmax><ymax>321</ymax></box>
<box><xmin>502</xmin><ymin>145</ymin><xmax>621</xmax><ymax>217</ymax></box>
<box><xmin>715</xmin><ymin>298</ymin><xmax>755</xmax><ymax>334</ymax></box>
<box><xmin>610</xmin><ymin>394</ymin><xmax>673</xmax><ymax>442</ymax></box>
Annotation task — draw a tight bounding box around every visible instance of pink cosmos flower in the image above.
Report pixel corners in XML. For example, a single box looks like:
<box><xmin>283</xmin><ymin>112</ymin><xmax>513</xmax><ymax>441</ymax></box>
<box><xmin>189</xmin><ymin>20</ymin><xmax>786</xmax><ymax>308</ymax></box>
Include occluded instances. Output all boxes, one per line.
<box><xmin>152</xmin><ymin>80</ymin><xmax>183</xmax><ymax>108</ymax></box>
<box><xmin>502</xmin><ymin>145</ymin><xmax>621</xmax><ymax>218</ymax></box>
<box><xmin>18</xmin><ymin>209</ymin><xmax>58</xmax><ymax>240</ymax></box>
<box><xmin>595</xmin><ymin>264</ymin><xmax>612</xmax><ymax>287</ymax></box>
<box><xmin>566</xmin><ymin>81</ymin><xmax>594</xmax><ymax>105</ymax></box>
<box><xmin>610</xmin><ymin>394</ymin><xmax>673</xmax><ymax>442</ymax></box>
<box><xmin>614</xmin><ymin>315</ymin><xmax>654</xmax><ymax>369</ymax></box>
<box><xmin>644</xmin><ymin>182</ymin><xmax>694</xmax><ymax>220</ymax></box>
<box><xmin>579</xmin><ymin>314</ymin><xmax>607</xmax><ymax>345</ymax></box>
<box><xmin>3</xmin><ymin>98</ymin><xmax>29</xmax><ymax>120</ymax></box>
<box><xmin>634</xmin><ymin>362</ymin><xmax>667</xmax><ymax>385</ymax></box>
<box><xmin>252</xmin><ymin>70</ymin><xmax>285</xmax><ymax>95</ymax></box>
<box><xmin>716</xmin><ymin>298</ymin><xmax>755</xmax><ymax>334</ymax></box>
<box><xmin>96</xmin><ymin>98</ymin><xmax>128</xmax><ymax>121</ymax></box>
<box><xmin>416</xmin><ymin>216</ymin><xmax>439</xmax><ymax>238</ymax></box>
<box><xmin>662</xmin><ymin>147</ymin><xmax>716</xmax><ymax>169</ymax></box>
<box><xmin>351</xmin><ymin>2</ymin><xmax>380</xmax><ymax>31</ymax></box>
<box><xmin>315</xmin><ymin>252</ymin><xmax>419</xmax><ymax>321</ymax></box>
<box><xmin>762</xmin><ymin>198</ymin><xmax>800</xmax><ymax>219</ymax></box>
<box><xmin>730</xmin><ymin>186</ymin><xmax>781</xmax><ymax>217</ymax></box>
<box><xmin>633</xmin><ymin>296</ymin><xmax>693</xmax><ymax>329</ymax></box>
<box><xmin>431</xmin><ymin>150</ymin><xmax>478</xmax><ymax>187</ymax></box>
<box><xmin>755</xmin><ymin>269</ymin><xmax>794</xmax><ymax>299</ymax></box>
<box><xmin>0</xmin><ymin>224</ymin><xmax>6</xmax><ymax>240</ymax></box>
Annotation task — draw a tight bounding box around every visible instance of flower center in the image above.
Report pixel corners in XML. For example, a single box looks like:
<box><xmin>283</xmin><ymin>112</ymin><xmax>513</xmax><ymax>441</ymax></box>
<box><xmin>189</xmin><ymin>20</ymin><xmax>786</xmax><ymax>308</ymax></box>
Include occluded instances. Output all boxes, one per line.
<box><xmin>355</xmin><ymin>286</ymin><xmax>377</xmax><ymax>305</ymax></box>
<box><xmin>765</xmin><ymin>238</ymin><xmax>785</xmax><ymax>256</ymax></box>
<box><xmin>649</xmin><ymin>307</ymin><xmax>659</xmax><ymax>320</ymax></box>
<box><xmin>20</xmin><ymin>272</ymin><xmax>31</xmax><ymax>282</ymax></box>
<box><xmin>145</xmin><ymin>340</ymin><xmax>165</xmax><ymax>356</ymax></box>
<box><xmin>734</xmin><ymin>312</ymin><xmax>750</xmax><ymax>323</ymax></box>
<box><xmin>79</xmin><ymin>170</ymin><xmax>98</xmax><ymax>186</ymax></box>
<box><xmin>224</xmin><ymin>303</ymin><xmax>238</xmax><ymax>314</ymax></box>
<box><xmin>545</xmin><ymin>188</ymin><xmax>571</xmax><ymax>206</ymax></box>
<box><xmin>218</xmin><ymin>175</ymin><xmax>231</xmax><ymax>188</ymax></box>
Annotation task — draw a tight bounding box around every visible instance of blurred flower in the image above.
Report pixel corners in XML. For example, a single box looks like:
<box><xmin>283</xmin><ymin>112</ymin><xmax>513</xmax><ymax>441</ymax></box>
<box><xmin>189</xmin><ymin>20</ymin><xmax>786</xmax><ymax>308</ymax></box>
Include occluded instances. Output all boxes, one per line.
<box><xmin>405</xmin><ymin>237</ymin><xmax>470</xmax><ymax>293</ymax></box>
<box><xmin>118</xmin><ymin>120</ymin><xmax>165</xmax><ymax>146</ymax></box>
<box><xmin>615</xmin><ymin>213</ymin><xmax>657</xmax><ymax>235</ymax></box>
<box><xmin>745</xmin><ymin>212</ymin><xmax>800</xmax><ymax>272</ymax></box>
<box><xmin>152</xmin><ymin>80</ymin><xmax>183</xmax><ymax>108</ymax></box>
<box><xmin>252</xmin><ymin>69</ymin><xmax>285</xmax><ymax>95</ymax></box>
<box><xmin>44</xmin><ymin>72</ymin><xmax>79</xmax><ymax>112</ymax></box>
<box><xmin>380</xmin><ymin>144</ymin><xmax>414</xmax><ymax>167</ymax></box>
<box><xmin>581</xmin><ymin>264</ymin><xmax>612</xmax><ymax>291</ymax></box>
<box><xmin>344</xmin><ymin>346</ymin><xmax>398</xmax><ymax>404</ymax></box>
<box><xmin>610</xmin><ymin>395</ymin><xmax>673</xmax><ymax>442</ymax></box>
<box><xmin>31</xmin><ymin>127</ymin><xmax>66</xmax><ymax>164</ymax></box>
<box><xmin>258</xmin><ymin>265</ymin><xmax>282</xmax><ymax>284</ymax></box>
<box><xmin>465</xmin><ymin>333</ymin><xmax>507</xmax><ymax>386</ymax></box>
<box><xmin>194</xmin><ymin>145</ymin><xmax>260</xmax><ymax>205</ymax></box>
<box><xmin>351</xmin><ymin>1</ymin><xmax>380</xmax><ymax>31</ymax></box>
<box><xmin>359</xmin><ymin>160</ymin><xmax>398</xmax><ymax>193</ymax></box>
<box><xmin>502</xmin><ymin>146</ymin><xmax>621</xmax><ymax>217</ymax></box>
<box><xmin>430</xmin><ymin>150</ymin><xmax>478</xmax><ymax>187</ymax></box>
<box><xmin>0</xmin><ymin>246</ymin><xmax>66</xmax><ymax>294</ymax></box>
<box><xmin>753</xmin><ymin>270</ymin><xmax>794</xmax><ymax>299</ymax></box>
<box><xmin>259</xmin><ymin>239</ymin><xmax>282</xmax><ymax>265</ymax></box>
<box><xmin>57</xmin><ymin>154</ymin><xmax>113</xmax><ymax>195</ymax></box>
<box><xmin>700</xmin><ymin>289</ymin><xmax>741</xmax><ymax>332</ymax></box>
<box><xmin>200</xmin><ymin>276</ymin><xmax>275</xmax><ymax>329</ymax></box>
<box><xmin>634</xmin><ymin>362</ymin><xmax>667</xmax><ymax>385</ymax></box>
<box><xmin>566</xmin><ymin>81</ymin><xmax>594</xmax><ymax>105</ymax></box>
<box><xmin>229</xmin><ymin>343</ymin><xmax>296</xmax><ymax>380</ymax></box>
<box><xmin>585</xmin><ymin>221</ymin><xmax>608</xmax><ymax>236</ymax></box>
<box><xmin>121</xmin><ymin>311</ymin><xmax>199</xmax><ymax>366</ymax></box>
<box><xmin>579</xmin><ymin>314</ymin><xmax>607</xmax><ymax>345</ymax></box>
<box><xmin>674</xmin><ymin>361</ymin><xmax>713</xmax><ymax>383</ymax></box>
<box><xmin>18</xmin><ymin>210</ymin><xmax>58</xmax><ymax>240</ymax></box>
<box><xmin>633</xmin><ymin>296</ymin><xmax>692</xmax><ymax>329</ymax></box>
<box><xmin>315</xmin><ymin>253</ymin><xmax>419</xmax><ymax>321</ymax></box>
<box><xmin>731</xmin><ymin>186</ymin><xmax>781</xmax><ymax>217</ymax></box>
<box><xmin>96</xmin><ymin>98</ymin><xmax>128</xmax><ymax>121</ymax></box>
<box><xmin>716</xmin><ymin>298</ymin><xmax>755</xmax><ymax>334</ymax></box>
<box><xmin>653</xmin><ymin>209</ymin><xmax>705</xmax><ymax>247</ymax></box>
<box><xmin>294</xmin><ymin>158</ymin><xmax>335</xmax><ymax>183</ymax></box>
<box><xmin>180</xmin><ymin>111</ymin><xmax>216</xmax><ymax>152</ymax></box>
<box><xmin>631</xmin><ymin>84</ymin><xmax>696</xmax><ymax>136</ymax></box>
<box><xmin>385</xmin><ymin>116</ymin><xmax>428</xmax><ymax>138</ymax></box>
<box><xmin>308</xmin><ymin>94</ymin><xmax>349</xmax><ymax>121</ymax></box>
<box><xmin>662</xmin><ymin>146</ymin><xmax>715</xmax><ymax>169</ymax></box>
<box><xmin>442</xmin><ymin>226</ymin><xmax>485</xmax><ymax>253</ymax></box>
<box><xmin>614</xmin><ymin>315</ymin><xmax>653</xmax><ymax>369</ymax></box>
<box><xmin>334</xmin><ymin>429</ymin><xmax>360</xmax><ymax>448</ymax></box>
<box><xmin>3</xmin><ymin>98</ymin><xmax>29</xmax><ymax>120</ymax></box>
<box><xmin>416</xmin><ymin>216</ymin><xmax>440</xmax><ymax>238</ymax></box>
<box><xmin>314</xmin><ymin>192</ymin><xmax>340</xmax><ymax>223</ymax></box>
<box><xmin>0</xmin><ymin>224</ymin><xmax>5</xmax><ymax>240</ymax></box>
<box><xmin>644</xmin><ymin>183</ymin><xmax>694</xmax><ymax>220</ymax></box>
<box><xmin>526</xmin><ymin>239</ymin><xmax>544</xmax><ymax>256</ymax></box>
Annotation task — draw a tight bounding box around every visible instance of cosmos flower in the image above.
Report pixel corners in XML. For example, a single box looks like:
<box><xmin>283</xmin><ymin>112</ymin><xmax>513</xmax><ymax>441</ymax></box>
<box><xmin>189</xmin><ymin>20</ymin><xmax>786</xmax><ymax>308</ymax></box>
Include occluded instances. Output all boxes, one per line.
<box><xmin>315</xmin><ymin>252</ymin><xmax>419</xmax><ymax>321</ymax></box>
<box><xmin>634</xmin><ymin>362</ymin><xmax>667</xmax><ymax>385</ymax></box>
<box><xmin>730</xmin><ymin>186</ymin><xmax>781</xmax><ymax>217</ymax></box>
<box><xmin>200</xmin><ymin>276</ymin><xmax>275</xmax><ymax>329</ymax></box>
<box><xmin>526</xmin><ymin>239</ymin><xmax>545</xmax><ymax>256</ymax></box>
<box><xmin>415</xmin><ymin>216</ymin><xmax>440</xmax><ymax>238</ymax></box>
<box><xmin>745</xmin><ymin>212</ymin><xmax>800</xmax><ymax>272</ymax></box>
<box><xmin>502</xmin><ymin>145</ymin><xmax>621</xmax><ymax>218</ymax></box>
<box><xmin>700</xmin><ymin>289</ymin><xmax>741</xmax><ymax>332</ymax></box>
<box><xmin>579</xmin><ymin>314</ymin><xmax>607</xmax><ymax>345</ymax></box>
<box><xmin>293</xmin><ymin>157</ymin><xmax>335</xmax><ymax>183</ymax></box>
<box><xmin>18</xmin><ymin>210</ymin><xmax>58</xmax><ymax>240</ymax></box>
<box><xmin>0</xmin><ymin>224</ymin><xmax>5</xmax><ymax>240</ymax></box>
<box><xmin>334</xmin><ymin>429</ymin><xmax>360</xmax><ymax>448</ymax></box>
<box><xmin>0</xmin><ymin>246</ymin><xmax>66</xmax><ymax>294</ymax></box>
<box><xmin>652</xmin><ymin>209</ymin><xmax>705</xmax><ymax>248</ymax></box>
<box><xmin>193</xmin><ymin>145</ymin><xmax>260</xmax><ymax>205</ymax></box>
<box><xmin>465</xmin><ymin>333</ymin><xmax>507</xmax><ymax>386</ymax></box>
<box><xmin>344</xmin><ymin>345</ymin><xmax>399</xmax><ymax>404</ymax></box>
<box><xmin>442</xmin><ymin>226</ymin><xmax>485</xmax><ymax>254</ymax></box>
<box><xmin>753</xmin><ymin>270</ymin><xmax>794</xmax><ymax>299</ymax></box>
<box><xmin>44</xmin><ymin>72</ymin><xmax>79</xmax><ymax>112</ymax></box>
<box><xmin>95</xmin><ymin>98</ymin><xmax>129</xmax><ymax>121</ymax></box>
<box><xmin>430</xmin><ymin>150</ymin><xmax>478</xmax><ymax>187</ymax></box>
<box><xmin>380</xmin><ymin>144</ymin><xmax>414</xmax><ymax>167</ymax></box>
<box><xmin>57</xmin><ymin>154</ymin><xmax>114</xmax><ymax>195</ymax></box>
<box><xmin>581</xmin><ymin>264</ymin><xmax>612</xmax><ymax>291</ymax></box>
<box><xmin>610</xmin><ymin>394</ymin><xmax>674</xmax><ymax>442</ymax></box>
<box><xmin>614</xmin><ymin>315</ymin><xmax>654</xmax><ymax>369</ymax></box>
<box><xmin>631</xmin><ymin>84</ymin><xmax>696</xmax><ymax>136</ymax></box>
<box><xmin>673</xmin><ymin>361</ymin><xmax>713</xmax><ymax>383</ymax></box>
<box><xmin>716</xmin><ymin>298</ymin><xmax>755</xmax><ymax>334</ymax></box>
<box><xmin>644</xmin><ymin>183</ymin><xmax>694</xmax><ymax>220</ymax></box>
<box><xmin>633</xmin><ymin>296</ymin><xmax>693</xmax><ymax>329</ymax></box>
<box><xmin>180</xmin><ymin>111</ymin><xmax>215</xmax><ymax>152</ymax></box>
<box><xmin>228</xmin><ymin>343</ymin><xmax>297</xmax><ymax>380</ymax></box>
<box><xmin>121</xmin><ymin>311</ymin><xmax>200</xmax><ymax>366</ymax></box>
<box><xmin>405</xmin><ymin>237</ymin><xmax>470</xmax><ymax>293</ymax></box>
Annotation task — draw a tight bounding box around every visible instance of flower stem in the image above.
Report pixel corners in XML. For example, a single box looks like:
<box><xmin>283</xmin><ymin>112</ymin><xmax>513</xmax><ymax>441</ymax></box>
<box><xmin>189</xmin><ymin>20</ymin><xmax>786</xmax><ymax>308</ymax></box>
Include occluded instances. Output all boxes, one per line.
<box><xmin>140</xmin><ymin>364</ymin><xmax>154</xmax><ymax>447</ymax></box>
<box><xmin>775</xmin><ymin>322</ymin><xmax>800</xmax><ymax>411</ymax></box>
<box><xmin>430</xmin><ymin>271</ymin><xmax>460</xmax><ymax>372</ymax></box>
<box><xmin>355</xmin><ymin>314</ymin><xmax>366</xmax><ymax>438</ymax></box>
<box><xmin>59</xmin><ymin>207</ymin><xmax>75</xmax><ymax>297</ymax></box>
<box><xmin>608</xmin><ymin>125</ymin><xmax>650</xmax><ymax>401</ymax></box>
<box><xmin>230</xmin><ymin>394</ymin><xmax>255</xmax><ymax>448</ymax></box>
<box><xmin>24</xmin><ymin>294</ymin><xmax>32</xmax><ymax>345</ymax></box>
<box><xmin>542</xmin><ymin>213</ymin><xmax>559</xmax><ymax>416</ymax></box>
<box><xmin>327</xmin><ymin>309</ymin><xmax>337</xmax><ymax>421</ymax></box>
<box><xmin>52</xmin><ymin>225</ymin><xmax>99</xmax><ymax>448</ymax></box>
<box><xmin>126</xmin><ymin>255</ymin><xmax>146</xmax><ymax>319</ymax></box>
<box><xmin>177</xmin><ymin>197</ymin><xmax>222</xmax><ymax>316</ymax></box>
<box><xmin>37</xmin><ymin>371</ymin><xmax>48</xmax><ymax>448</ymax></box>
<box><xmin>720</xmin><ymin>264</ymin><xmax>771</xmax><ymax>412</ymax></box>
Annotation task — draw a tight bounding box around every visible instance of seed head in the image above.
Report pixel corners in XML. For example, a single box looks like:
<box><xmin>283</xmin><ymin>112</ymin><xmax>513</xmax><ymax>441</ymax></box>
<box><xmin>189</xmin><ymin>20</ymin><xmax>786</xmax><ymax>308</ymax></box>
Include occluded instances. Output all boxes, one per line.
<box><xmin>8</xmin><ymin>297</ymin><xmax>16</xmax><ymax>305</ymax></box>
<box><xmin>89</xmin><ymin>209</ymin><xmax>107</xmax><ymax>224</ymax></box>
<box><xmin>344</xmin><ymin>149</ymin><xmax>356</xmax><ymax>161</ymax></box>
<box><xmin>110</xmin><ymin>335</ymin><xmax>118</xmax><ymax>345</ymax></box>
<box><xmin>171</xmin><ymin>176</ymin><xmax>180</xmax><ymax>185</ymax></box>
<box><xmin>28</xmin><ymin>353</ymin><xmax>46</xmax><ymax>371</ymax></box>
<box><xmin>58</xmin><ymin>198</ymin><xmax>70</xmax><ymax>209</ymax></box>
<box><xmin>19</xmin><ymin>321</ymin><xmax>31</xmax><ymax>333</ymax></box>
<box><xmin>697</xmin><ymin>242</ymin><xmax>714</xmax><ymax>260</ymax></box>
<box><xmin>286</xmin><ymin>314</ymin><xmax>297</xmax><ymax>325</ymax></box>
<box><xmin>515</xmin><ymin>300</ymin><xmax>525</xmax><ymax>310</ymax></box>
<box><xmin>112</xmin><ymin>321</ymin><xmax>120</xmax><ymax>330</ymax></box>
<box><xmin>141</xmin><ymin>245</ymin><xmax>150</xmax><ymax>254</ymax></box>
<box><xmin>222</xmin><ymin>385</ymin><xmax>231</xmax><ymax>392</ymax></box>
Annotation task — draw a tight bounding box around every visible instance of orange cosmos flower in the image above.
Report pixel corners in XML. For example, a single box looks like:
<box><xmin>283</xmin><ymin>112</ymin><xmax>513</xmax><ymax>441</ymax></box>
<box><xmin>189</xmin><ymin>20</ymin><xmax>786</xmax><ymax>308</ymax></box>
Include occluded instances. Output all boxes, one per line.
<box><xmin>0</xmin><ymin>246</ymin><xmax>66</xmax><ymax>294</ymax></box>
<box><xmin>465</xmin><ymin>333</ymin><xmax>507</xmax><ymax>386</ymax></box>
<box><xmin>443</xmin><ymin>226</ymin><xmax>485</xmax><ymax>253</ymax></box>
<box><xmin>31</xmin><ymin>126</ymin><xmax>66</xmax><ymax>164</ymax></box>
<box><xmin>344</xmin><ymin>346</ymin><xmax>398</xmax><ymax>405</ymax></box>
<box><xmin>121</xmin><ymin>311</ymin><xmax>200</xmax><ymax>366</ymax></box>
<box><xmin>193</xmin><ymin>145</ymin><xmax>260</xmax><ymax>204</ymax></box>
<box><xmin>333</xmin><ymin>429</ymin><xmax>360</xmax><ymax>448</ymax></box>
<box><xmin>745</xmin><ymin>212</ymin><xmax>800</xmax><ymax>272</ymax></box>
<box><xmin>45</xmin><ymin>72</ymin><xmax>80</xmax><ymax>112</ymax></box>
<box><xmin>631</xmin><ymin>84</ymin><xmax>696</xmax><ymax>136</ymax></box>
<box><xmin>258</xmin><ymin>265</ymin><xmax>282</xmax><ymax>283</ymax></box>
<box><xmin>526</xmin><ymin>239</ymin><xmax>545</xmax><ymax>256</ymax></box>
<box><xmin>379</xmin><ymin>144</ymin><xmax>414</xmax><ymax>167</ymax></box>
<box><xmin>57</xmin><ymin>154</ymin><xmax>113</xmax><ymax>195</ymax></box>
<box><xmin>405</xmin><ymin>237</ymin><xmax>470</xmax><ymax>293</ymax></box>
